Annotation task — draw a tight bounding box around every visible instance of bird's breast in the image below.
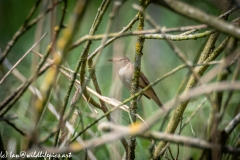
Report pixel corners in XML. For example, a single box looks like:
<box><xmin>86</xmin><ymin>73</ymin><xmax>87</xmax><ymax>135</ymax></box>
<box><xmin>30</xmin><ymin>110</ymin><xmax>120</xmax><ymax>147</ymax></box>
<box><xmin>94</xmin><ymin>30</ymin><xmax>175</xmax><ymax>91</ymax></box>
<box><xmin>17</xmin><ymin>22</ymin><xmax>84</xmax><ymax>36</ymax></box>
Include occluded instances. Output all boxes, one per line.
<box><xmin>118</xmin><ymin>66</ymin><xmax>133</xmax><ymax>90</ymax></box>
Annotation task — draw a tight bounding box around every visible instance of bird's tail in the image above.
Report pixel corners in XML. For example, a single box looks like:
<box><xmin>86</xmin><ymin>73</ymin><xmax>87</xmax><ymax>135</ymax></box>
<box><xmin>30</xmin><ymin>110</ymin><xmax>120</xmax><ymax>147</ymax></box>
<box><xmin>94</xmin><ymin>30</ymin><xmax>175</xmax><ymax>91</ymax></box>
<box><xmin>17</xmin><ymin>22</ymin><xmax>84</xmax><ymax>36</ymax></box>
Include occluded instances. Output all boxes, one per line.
<box><xmin>151</xmin><ymin>93</ymin><xmax>166</xmax><ymax>111</ymax></box>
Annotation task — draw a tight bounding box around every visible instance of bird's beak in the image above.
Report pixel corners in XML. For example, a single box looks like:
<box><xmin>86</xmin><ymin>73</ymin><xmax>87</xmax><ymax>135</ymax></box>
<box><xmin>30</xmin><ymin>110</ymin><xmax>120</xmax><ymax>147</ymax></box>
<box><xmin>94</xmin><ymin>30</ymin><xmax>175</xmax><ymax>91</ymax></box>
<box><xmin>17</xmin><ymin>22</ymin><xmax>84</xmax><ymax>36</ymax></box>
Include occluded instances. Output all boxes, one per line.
<box><xmin>108</xmin><ymin>59</ymin><xmax>113</xmax><ymax>62</ymax></box>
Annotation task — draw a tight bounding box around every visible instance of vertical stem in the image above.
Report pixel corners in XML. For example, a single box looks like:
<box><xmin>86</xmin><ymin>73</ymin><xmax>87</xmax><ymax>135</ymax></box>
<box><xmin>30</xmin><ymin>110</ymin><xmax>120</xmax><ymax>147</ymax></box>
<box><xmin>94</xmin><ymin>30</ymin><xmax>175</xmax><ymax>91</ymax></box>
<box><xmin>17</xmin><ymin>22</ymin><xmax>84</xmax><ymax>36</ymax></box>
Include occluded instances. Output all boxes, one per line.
<box><xmin>35</xmin><ymin>0</ymin><xmax>88</xmax><ymax>147</ymax></box>
<box><xmin>153</xmin><ymin>37</ymin><xmax>229</xmax><ymax>159</ymax></box>
<box><xmin>128</xmin><ymin>1</ymin><xmax>150</xmax><ymax>159</ymax></box>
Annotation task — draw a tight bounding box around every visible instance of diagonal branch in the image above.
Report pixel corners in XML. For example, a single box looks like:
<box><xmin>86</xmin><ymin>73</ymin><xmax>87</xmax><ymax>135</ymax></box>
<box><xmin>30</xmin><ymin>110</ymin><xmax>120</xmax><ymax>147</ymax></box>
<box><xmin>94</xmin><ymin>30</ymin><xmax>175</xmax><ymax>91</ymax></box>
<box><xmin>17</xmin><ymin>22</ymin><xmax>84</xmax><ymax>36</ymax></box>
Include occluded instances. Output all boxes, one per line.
<box><xmin>153</xmin><ymin>0</ymin><xmax>240</xmax><ymax>38</ymax></box>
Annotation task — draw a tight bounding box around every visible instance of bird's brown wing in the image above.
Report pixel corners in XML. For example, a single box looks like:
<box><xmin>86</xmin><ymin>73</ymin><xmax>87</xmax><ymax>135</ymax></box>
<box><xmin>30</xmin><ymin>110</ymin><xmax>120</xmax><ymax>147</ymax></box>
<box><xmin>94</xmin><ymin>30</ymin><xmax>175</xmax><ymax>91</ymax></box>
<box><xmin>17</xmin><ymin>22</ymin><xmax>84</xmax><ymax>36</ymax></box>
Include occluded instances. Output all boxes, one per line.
<box><xmin>139</xmin><ymin>71</ymin><xmax>151</xmax><ymax>85</ymax></box>
<box><xmin>138</xmin><ymin>71</ymin><xmax>159</xmax><ymax>99</ymax></box>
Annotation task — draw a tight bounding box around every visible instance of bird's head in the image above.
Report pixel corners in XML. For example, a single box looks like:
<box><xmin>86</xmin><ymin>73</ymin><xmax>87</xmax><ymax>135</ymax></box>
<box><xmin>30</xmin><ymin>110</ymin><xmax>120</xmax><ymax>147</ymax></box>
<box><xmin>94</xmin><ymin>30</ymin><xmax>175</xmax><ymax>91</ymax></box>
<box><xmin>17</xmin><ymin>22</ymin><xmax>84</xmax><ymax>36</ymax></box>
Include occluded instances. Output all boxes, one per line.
<box><xmin>108</xmin><ymin>56</ymin><xmax>130</xmax><ymax>68</ymax></box>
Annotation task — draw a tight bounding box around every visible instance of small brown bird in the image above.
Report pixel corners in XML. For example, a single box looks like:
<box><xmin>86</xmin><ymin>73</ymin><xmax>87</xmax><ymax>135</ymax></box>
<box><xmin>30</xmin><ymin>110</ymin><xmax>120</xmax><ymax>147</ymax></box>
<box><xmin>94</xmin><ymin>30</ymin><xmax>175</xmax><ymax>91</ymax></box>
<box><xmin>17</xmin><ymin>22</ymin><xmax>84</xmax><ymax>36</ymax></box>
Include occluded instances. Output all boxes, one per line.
<box><xmin>108</xmin><ymin>56</ymin><xmax>164</xmax><ymax>109</ymax></box>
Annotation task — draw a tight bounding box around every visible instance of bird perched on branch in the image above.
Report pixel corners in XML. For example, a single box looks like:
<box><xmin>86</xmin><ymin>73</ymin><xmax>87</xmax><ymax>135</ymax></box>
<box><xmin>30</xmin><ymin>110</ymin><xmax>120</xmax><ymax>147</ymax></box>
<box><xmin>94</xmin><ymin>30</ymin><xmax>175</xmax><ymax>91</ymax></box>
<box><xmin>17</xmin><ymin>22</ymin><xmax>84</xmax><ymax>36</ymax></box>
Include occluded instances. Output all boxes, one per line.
<box><xmin>108</xmin><ymin>56</ymin><xmax>164</xmax><ymax>110</ymax></box>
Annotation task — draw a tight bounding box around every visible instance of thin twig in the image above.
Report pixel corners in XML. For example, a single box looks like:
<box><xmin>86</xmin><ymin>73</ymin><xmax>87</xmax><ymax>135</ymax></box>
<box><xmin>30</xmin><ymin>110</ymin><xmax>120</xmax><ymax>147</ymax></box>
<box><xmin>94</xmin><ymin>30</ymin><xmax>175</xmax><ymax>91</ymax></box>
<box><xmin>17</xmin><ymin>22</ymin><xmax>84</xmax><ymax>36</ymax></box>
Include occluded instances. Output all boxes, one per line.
<box><xmin>87</xmin><ymin>15</ymin><xmax>139</xmax><ymax>60</ymax></box>
<box><xmin>0</xmin><ymin>33</ymin><xmax>47</xmax><ymax>84</ymax></box>
<box><xmin>0</xmin><ymin>0</ymin><xmax>62</xmax><ymax>64</ymax></box>
<box><xmin>153</xmin><ymin>0</ymin><xmax>240</xmax><ymax>38</ymax></box>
